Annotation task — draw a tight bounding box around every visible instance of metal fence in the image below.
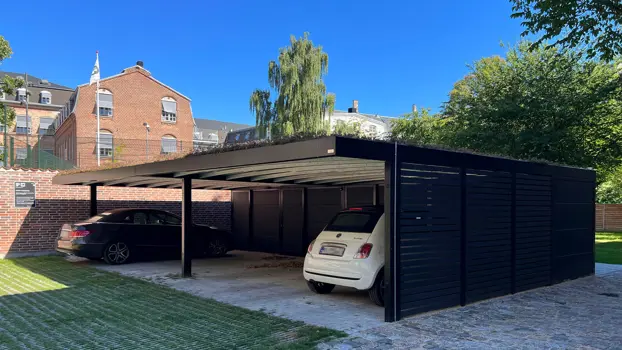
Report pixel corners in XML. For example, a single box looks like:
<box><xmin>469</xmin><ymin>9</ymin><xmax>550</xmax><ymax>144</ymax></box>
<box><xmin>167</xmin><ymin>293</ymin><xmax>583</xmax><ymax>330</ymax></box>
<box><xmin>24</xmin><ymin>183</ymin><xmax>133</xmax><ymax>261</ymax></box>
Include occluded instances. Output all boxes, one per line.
<box><xmin>74</xmin><ymin>137</ymin><xmax>219</xmax><ymax>168</ymax></box>
<box><xmin>0</xmin><ymin>136</ymin><xmax>217</xmax><ymax>170</ymax></box>
<box><xmin>0</xmin><ymin>135</ymin><xmax>74</xmax><ymax>170</ymax></box>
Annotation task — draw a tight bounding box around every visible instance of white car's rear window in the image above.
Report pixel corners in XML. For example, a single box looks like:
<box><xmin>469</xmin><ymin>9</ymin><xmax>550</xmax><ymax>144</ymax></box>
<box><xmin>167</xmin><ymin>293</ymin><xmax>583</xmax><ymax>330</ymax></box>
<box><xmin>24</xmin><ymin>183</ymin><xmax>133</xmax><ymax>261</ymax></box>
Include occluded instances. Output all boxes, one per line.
<box><xmin>325</xmin><ymin>211</ymin><xmax>381</xmax><ymax>233</ymax></box>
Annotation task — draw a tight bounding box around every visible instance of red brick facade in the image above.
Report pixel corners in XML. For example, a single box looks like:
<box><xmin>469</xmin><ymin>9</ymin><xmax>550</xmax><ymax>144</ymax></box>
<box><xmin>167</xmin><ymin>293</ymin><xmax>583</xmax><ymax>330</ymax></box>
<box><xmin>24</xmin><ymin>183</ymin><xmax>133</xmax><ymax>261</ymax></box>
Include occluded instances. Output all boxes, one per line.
<box><xmin>0</xmin><ymin>169</ymin><xmax>231</xmax><ymax>258</ymax></box>
<box><xmin>596</xmin><ymin>204</ymin><xmax>622</xmax><ymax>232</ymax></box>
<box><xmin>54</xmin><ymin>65</ymin><xmax>194</xmax><ymax>167</ymax></box>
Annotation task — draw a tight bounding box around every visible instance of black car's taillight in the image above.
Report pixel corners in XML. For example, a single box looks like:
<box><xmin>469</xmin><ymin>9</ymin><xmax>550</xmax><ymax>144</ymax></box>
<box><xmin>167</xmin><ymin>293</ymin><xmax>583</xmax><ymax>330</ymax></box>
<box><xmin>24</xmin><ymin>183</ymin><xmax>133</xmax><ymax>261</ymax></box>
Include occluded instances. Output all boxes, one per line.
<box><xmin>70</xmin><ymin>226</ymin><xmax>91</xmax><ymax>238</ymax></box>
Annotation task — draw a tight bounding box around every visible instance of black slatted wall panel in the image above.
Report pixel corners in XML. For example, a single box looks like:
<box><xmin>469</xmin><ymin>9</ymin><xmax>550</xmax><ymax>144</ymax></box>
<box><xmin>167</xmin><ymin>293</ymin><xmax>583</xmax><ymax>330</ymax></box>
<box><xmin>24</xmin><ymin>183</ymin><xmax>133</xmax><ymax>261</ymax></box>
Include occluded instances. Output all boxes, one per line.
<box><xmin>465</xmin><ymin>170</ymin><xmax>512</xmax><ymax>303</ymax></box>
<box><xmin>251</xmin><ymin>190</ymin><xmax>280</xmax><ymax>253</ymax></box>
<box><xmin>551</xmin><ymin>176</ymin><xmax>595</xmax><ymax>282</ymax></box>
<box><xmin>346</xmin><ymin>186</ymin><xmax>375</xmax><ymax>207</ymax></box>
<box><xmin>515</xmin><ymin>173</ymin><xmax>552</xmax><ymax>292</ymax></box>
<box><xmin>282</xmin><ymin>189</ymin><xmax>304</xmax><ymax>256</ymax></box>
<box><xmin>398</xmin><ymin>163</ymin><xmax>462</xmax><ymax>317</ymax></box>
<box><xmin>231</xmin><ymin>191</ymin><xmax>250</xmax><ymax>250</ymax></box>
<box><xmin>306</xmin><ymin>188</ymin><xmax>343</xmax><ymax>244</ymax></box>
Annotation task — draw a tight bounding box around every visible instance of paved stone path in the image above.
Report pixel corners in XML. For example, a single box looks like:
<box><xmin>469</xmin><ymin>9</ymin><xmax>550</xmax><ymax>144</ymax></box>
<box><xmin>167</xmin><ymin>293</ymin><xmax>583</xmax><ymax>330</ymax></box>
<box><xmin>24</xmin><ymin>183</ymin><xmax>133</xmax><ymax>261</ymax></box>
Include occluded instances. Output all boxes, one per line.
<box><xmin>320</xmin><ymin>264</ymin><xmax>622</xmax><ymax>349</ymax></box>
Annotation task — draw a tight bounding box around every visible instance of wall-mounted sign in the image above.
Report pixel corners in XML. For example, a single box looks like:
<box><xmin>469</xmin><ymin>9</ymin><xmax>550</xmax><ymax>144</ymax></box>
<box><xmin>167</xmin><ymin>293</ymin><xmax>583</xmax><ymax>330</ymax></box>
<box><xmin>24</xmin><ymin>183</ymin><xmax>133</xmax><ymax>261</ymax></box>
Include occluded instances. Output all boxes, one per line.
<box><xmin>15</xmin><ymin>182</ymin><xmax>36</xmax><ymax>208</ymax></box>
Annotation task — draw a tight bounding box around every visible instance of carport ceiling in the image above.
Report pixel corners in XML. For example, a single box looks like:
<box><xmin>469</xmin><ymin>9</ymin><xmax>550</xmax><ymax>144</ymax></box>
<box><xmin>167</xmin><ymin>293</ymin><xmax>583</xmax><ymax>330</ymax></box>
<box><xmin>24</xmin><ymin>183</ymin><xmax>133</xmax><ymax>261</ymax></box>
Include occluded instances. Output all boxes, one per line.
<box><xmin>53</xmin><ymin>137</ymin><xmax>390</xmax><ymax>189</ymax></box>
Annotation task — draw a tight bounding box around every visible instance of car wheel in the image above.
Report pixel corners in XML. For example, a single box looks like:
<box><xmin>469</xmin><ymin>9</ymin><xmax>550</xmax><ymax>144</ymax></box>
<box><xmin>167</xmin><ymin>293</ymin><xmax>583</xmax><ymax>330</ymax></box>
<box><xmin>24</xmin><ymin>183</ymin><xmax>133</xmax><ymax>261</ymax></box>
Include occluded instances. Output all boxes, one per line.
<box><xmin>307</xmin><ymin>281</ymin><xmax>335</xmax><ymax>294</ymax></box>
<box><xmin>207</xmin><ymin>238</ymin><xmax>228</xmax><ymax>257</ymax></box>
<box><xmin>103</xmin><ymin>242</ymin><xmax>131</xmax><ymax>265</ymax></box>
<box><xmin>368</xmin><ymin>271</ymin><xmax>385</xmax><ymax>306</ymax></box>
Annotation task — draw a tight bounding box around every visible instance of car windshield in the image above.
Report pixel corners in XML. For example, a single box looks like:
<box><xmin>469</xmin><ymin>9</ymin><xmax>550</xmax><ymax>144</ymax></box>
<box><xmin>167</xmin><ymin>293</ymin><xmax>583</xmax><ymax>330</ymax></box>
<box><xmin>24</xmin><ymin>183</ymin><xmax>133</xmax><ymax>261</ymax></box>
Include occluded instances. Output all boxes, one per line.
<box><xmin>324</xmin><ymin>211</ymin><xmax>381</xmax><ymax>233</ymax></box>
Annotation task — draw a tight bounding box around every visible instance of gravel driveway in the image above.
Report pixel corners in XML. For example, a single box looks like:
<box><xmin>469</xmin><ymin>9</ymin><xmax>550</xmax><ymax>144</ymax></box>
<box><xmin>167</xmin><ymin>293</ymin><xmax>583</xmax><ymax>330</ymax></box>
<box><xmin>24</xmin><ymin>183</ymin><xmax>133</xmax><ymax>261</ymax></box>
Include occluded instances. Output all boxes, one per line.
<box><xmin>320</xmin><ymin>263</ymin><xmax>622</xmax><ymax>349</ymax></box>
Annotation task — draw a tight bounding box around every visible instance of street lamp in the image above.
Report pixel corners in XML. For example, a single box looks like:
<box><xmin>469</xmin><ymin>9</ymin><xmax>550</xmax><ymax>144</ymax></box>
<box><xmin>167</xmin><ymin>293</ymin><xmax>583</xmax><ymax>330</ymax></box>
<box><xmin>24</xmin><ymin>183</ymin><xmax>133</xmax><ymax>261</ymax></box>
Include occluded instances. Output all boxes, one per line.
<box><xmin>143</xmin><ymin>122</ymin><xmax>150</xmax><ymax>160</ymax></box>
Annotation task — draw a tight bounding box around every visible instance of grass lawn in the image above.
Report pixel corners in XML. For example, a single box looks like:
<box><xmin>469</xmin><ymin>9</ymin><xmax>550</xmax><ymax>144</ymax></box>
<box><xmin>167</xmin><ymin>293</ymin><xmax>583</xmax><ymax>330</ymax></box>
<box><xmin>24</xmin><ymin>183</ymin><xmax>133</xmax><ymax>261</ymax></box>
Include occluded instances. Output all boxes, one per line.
<box><xmin>0</xmin><ymin>257</ymin><xmax>345</xmax><ymax>350</ymax></box>
<box><xmin>596</xmin><ymin>232</ymin><xmax>622</xmax><ymax>265</ymax></box>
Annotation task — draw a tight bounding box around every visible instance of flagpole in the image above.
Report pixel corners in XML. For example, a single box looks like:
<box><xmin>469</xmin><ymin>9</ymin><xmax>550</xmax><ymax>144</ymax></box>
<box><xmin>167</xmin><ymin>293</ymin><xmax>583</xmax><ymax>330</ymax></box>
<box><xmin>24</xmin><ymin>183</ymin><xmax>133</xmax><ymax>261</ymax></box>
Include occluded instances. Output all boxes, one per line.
<box><xmin>25</xmin><ymin>73</ymin><xmax>30</xmax><ymax>167</ymax></box>
<box><xmin>96</xmin><ymin>52</ymin><xmax>100</xmax><ymax>167</ymax></box>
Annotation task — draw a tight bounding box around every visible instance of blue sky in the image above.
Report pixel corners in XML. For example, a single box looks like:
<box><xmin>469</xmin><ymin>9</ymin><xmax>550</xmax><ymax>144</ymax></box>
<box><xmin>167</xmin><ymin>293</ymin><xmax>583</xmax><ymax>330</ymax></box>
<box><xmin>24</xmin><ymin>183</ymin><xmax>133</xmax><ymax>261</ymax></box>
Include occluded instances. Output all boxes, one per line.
<box><xmin>1</xmin><ymin>0</ymin><xmax>524</xmax><ymax>124</ymax></box>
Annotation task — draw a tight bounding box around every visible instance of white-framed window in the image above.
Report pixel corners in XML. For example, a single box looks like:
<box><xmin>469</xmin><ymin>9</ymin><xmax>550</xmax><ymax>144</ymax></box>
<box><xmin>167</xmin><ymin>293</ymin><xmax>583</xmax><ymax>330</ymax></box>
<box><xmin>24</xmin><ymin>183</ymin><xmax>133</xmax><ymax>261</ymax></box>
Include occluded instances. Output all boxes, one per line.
<box><xmin>161</xmin><ymin>135</ymin><xmax>177</xmax><ymax>154</ymax></box>
<box><xmin>40</xmin><ymin>91</ymin><xmax>52</xmax><ymax>104</ymax></box>
<box><xmin>99</xmin><ymin>130</ymin><xmax>113</xmax><ymax>158</ymax></box>
<box><xmin>16</xmin><ymin>148</ymin><xmax>27</xmax><ymax>160</ymax></box>
<box><xmin>98</xmin><ymin>89</ymin><xmax>113</xmax><ymax>117</ymax></box>
<box><xmin>161</xmin><ymin>97</ymin><xmax>177</xmax><ymax>123</ymax></box>
<box><xmin>368</xmin><ymin>124</ymin><xmax>377</xmax><ymax>134</ymax></box>
<box><xmin>16</xmin><ymin>115</ymin><xmax>32</xmax><ymax>134</ymax></box>
<box><xmin>39</xmin><ymin>117</ymin><xmax>54</xmax><ymax>135</ymax></box>
<box><xmin>17</xmin><ymin>88</ymin><xmax>27</xmax><ymax>102</ymax></box>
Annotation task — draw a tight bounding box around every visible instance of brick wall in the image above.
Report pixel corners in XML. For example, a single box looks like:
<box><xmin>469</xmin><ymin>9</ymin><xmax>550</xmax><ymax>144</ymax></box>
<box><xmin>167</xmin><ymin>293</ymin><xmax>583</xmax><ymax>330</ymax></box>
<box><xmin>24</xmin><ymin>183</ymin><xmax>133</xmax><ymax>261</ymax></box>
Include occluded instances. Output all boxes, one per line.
<box><xmin>0</xmin><ymin>169</ymin><xmax>231</xmax><ymax>258</ymax></box>
<box><xmin>596</xmin><ymin>204</ymin><xmax>622</xmax><ymax>232</ymax></box>
<box><xmin>55</xmin><ymin>65</ymin><xmax>194</xmax><ymax>168</ymax></box>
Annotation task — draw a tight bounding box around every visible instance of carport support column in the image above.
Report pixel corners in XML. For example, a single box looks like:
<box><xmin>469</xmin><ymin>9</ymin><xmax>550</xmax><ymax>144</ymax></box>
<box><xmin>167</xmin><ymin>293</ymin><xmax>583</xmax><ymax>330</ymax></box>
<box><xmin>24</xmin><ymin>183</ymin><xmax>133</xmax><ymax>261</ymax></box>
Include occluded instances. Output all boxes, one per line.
<box><xmin>90</xmin><ymin>185</ymin><xmax>97</xmax><ymax>217</ymax></box>
<box><xmin>384</xmin><ymin>151</ymin><xmax>399</xmax><ymax>322</ymax></box>
<box><xmin>182</xmin><ymin>177</ymin><xmax>192</xmax><ymax>277</ymax></box>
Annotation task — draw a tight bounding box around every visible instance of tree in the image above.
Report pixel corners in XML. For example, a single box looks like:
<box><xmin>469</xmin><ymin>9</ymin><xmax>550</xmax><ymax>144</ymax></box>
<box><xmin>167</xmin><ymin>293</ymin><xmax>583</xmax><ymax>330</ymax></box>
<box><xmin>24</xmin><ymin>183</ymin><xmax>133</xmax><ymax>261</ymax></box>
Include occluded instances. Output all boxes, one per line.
<box><xmin>441</xmin><ymin>42</ymin><xmax>622</xmax><ymax>176</ymax></box>
<box><xmin>597</xmin><ymin>166</ymin><xmax>622</xmax><ymax>203</ymax></box>
<box><xmin>390</xmin><ymin>108</ymin><xmax>450</xmax><ymax>145</ymax></box>
<box><xmin>1</xmin><ymin>35</ymin><xmax>22</xmax><ymax>128</ymax></box>
<box><xmin>510</xmin><ymin>0</ymin><xmax>622</xmax><ymax>61</ymax></box>
<box><xmin>250</xmin><ymin>32</ymin><xmax>335</xmax><ymax>137</ymax></box>
<box><xmin>333</xmin><ymin>120</ymin><xmax>363</xmax><ymax>136</ymax></box>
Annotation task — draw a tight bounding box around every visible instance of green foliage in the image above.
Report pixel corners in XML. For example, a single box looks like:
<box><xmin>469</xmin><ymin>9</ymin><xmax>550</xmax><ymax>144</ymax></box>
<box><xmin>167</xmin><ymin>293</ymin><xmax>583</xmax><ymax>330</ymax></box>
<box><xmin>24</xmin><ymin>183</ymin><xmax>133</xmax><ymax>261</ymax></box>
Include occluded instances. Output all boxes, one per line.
<box><xmin>0</xmin><ymin>35</ymin><xmax>12</xmax><ymax>63</ymax></box>
<box><xmin>510</xmin><ymin>0</ymin><xmax>622</xmax><ymax>61</ymax></box>
<box><xmin>0</xmin><ymin>35</ymin><xmax>21</xmax><ymax>128</ymax></box>
<box><xmin>441</xmin><ymin>42</ymin><xmax>622</xmax><ymax>174</ymax></box>
<box><xmin>390</xmin><ymin>108</ymin><xmax>450</xmax><ymax>145</ymax></box>
<box><xmin>597</xmin><ymin>166</ymin><xmax>622</xmax><ymax>203</ymax></box>
<box><xmin>333</xmin><ymin>120</ymin><xmax>362</xmax><ymax>136</ymax></box>
<box><xmin>250</xmin><ymin>32</ymin><xmax>336</xmax><ymax>137</ymax></box>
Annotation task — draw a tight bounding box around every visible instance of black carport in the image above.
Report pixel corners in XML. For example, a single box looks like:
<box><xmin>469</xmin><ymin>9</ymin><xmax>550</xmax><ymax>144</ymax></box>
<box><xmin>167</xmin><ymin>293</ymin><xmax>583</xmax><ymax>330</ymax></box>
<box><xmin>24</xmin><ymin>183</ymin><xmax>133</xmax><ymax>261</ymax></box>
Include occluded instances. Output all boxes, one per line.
<box><xmin>53</xmin><ymin>136</ymin><xmax>596</xmax><ymax>322</ymax></box>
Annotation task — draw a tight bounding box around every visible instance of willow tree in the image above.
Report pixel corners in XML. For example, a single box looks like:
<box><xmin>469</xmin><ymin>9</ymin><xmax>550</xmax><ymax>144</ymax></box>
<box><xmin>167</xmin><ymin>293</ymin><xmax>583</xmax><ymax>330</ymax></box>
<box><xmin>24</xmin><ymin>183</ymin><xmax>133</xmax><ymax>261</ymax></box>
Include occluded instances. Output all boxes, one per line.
<box><xmin>250</xmin><ymin>32</ymin><xmax>335</xmax><ymax>137</ymax></box>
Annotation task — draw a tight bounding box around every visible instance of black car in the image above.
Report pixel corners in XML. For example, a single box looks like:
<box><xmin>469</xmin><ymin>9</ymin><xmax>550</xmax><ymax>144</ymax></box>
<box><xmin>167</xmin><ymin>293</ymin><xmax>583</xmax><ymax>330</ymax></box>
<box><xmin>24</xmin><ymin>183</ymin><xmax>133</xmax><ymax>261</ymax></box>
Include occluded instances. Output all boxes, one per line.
<box><xmin>56</xmin><ymin>208</ymin><xmax>231</xmax><ymax>264</ymax></box>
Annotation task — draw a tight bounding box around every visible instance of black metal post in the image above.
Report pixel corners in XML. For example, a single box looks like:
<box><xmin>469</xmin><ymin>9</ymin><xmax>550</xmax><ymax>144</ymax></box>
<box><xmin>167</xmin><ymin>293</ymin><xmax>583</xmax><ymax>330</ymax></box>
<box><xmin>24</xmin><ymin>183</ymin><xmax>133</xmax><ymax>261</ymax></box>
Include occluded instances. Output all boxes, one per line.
<box><xmin>278</xmin><ymin>189</ymin><xmax>284</xmax><ymax>254</ymax></box>
<box><xmin>248</xmin><ymin>190</ymin><xmax>254</xmax><ymax>249</ymax></box>
<box><xmin>384</xmin><ymin>150</ymin><xmax>398</xmax><ymax>322</ymax></box>
<box><xmin>302</xmin><ymin>188</ymin><xmax>308</xmax><ymax>255</ymax></box>
<box><xmin>510</xmin><ymin>172</ymin><xmax>516</xmax><ymax>294</ymax></box>
<box><xmin>182</xmin><ymin>177</ymin><xmax>192</xmax><ymax>277</ymax></box>
<box><xmin>90</xmin><ymin>184</ymin><xmax>97</xmax><ymax>217</ymax></box>
<box><xmin>459</xmin><ymin>168</ymin><xmax>467</xmax><ymax>306</ymax></box>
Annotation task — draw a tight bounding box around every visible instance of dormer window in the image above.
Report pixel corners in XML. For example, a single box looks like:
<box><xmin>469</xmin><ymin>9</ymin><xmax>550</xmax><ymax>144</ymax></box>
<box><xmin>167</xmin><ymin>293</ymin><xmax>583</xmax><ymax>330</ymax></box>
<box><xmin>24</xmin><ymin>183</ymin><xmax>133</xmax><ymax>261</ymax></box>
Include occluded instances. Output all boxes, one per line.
<box><xmin>97</xmin><ymin>89</ymin><xmax>113</xmax><ymax>117</ymax></box>
<box><xmin>17</xmin><ymin>88</ymin><xmax>27</xmax><ymax>102</ymax></box>
<box><xmin>40</xmin><ymin>91</ymin><xmax>52</xmax><ymax>104</ymax></box>
<box><xmin>162</xmin><ymin>97</ymin><xmax>177</xmax><ymax>123</ymax></box>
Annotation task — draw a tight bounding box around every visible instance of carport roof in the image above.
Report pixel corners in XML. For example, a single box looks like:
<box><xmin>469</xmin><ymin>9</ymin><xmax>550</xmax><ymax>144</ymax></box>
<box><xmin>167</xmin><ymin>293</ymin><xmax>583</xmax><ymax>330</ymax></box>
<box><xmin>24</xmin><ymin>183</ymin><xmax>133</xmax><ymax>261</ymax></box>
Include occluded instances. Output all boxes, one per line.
<box><xmin>53</xmin><ymin>137</ymin><xmax>389</xmax><ymax>189</ymax></box>
<box><xmin>52</xmin><ymin>136</ymin><xmax>593</xmax><ymax>189</ymax></box>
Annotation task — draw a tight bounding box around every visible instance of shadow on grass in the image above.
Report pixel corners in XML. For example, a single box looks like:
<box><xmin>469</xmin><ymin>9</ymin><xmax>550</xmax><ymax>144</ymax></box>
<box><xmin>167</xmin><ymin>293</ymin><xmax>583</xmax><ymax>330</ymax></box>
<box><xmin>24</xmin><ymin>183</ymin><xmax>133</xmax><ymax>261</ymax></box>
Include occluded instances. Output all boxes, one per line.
<box><xmin>596</xmin><ymin>241</ymin><xmax>622</xmax><ymax>265</ymax></box>
<box><xmin>0</xmin><ymin>256</ymin><xmax>346</xmax><ymax>350</ymax></box>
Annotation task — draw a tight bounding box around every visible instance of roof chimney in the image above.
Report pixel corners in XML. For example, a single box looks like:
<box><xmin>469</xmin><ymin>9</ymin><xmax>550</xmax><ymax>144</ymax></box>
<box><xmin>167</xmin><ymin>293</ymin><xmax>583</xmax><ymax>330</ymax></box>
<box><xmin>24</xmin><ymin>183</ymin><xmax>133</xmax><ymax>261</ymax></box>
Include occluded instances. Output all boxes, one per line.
<box><xmin>136</xmin><ymin>60</ymin><xmax>144</xmax><ymax>68</ymax></box>
<box><xmin>348</xmin><ymin>100</ymin><xmax>359</xmax><ymax>113</ymax></box>
<box><xmin>412</xmin><ymin>104</ymin><xmax>417</xmax><ymax>113</ymax></box>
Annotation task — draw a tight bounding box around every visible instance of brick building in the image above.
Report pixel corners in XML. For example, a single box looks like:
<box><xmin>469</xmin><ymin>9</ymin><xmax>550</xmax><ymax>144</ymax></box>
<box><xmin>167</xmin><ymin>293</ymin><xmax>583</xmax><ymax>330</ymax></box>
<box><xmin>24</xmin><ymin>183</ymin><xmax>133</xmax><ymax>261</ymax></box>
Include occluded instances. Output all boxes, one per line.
<box><xmin>0</xmin><ymin>72</ymin><xmax>73</xmax><ymax>167</ymax></box>
<box><xmin>54</xmin><ymin>62</ymin><xmax>194</xmax><ymax>167</ymax></box>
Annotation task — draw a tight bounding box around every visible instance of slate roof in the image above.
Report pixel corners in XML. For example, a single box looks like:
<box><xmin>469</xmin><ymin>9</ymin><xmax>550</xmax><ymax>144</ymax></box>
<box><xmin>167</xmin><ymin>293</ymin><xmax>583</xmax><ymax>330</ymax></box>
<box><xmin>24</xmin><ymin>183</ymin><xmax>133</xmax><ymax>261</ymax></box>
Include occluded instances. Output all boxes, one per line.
<box><xmin>194</xmin><ymin>118</ymin><xmax>252</xmax><ymax>132</ymax></box>
<box><xmin>0</xmin><ymin>71</ymin><xmax>73</xmax><ymax>91</ymax></box>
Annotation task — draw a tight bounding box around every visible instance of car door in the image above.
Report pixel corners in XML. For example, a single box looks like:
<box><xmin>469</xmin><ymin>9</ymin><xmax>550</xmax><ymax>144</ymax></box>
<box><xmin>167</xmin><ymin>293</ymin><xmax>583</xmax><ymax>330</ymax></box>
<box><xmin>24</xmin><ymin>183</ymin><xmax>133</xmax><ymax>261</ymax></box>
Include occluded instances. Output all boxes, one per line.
<box><xmin>148</xmin><ymin>210</ymin><xmax>180</xmax><ymax>256</ymax></box>
<box><xmin>126</xmin><ymin>210</ymin><xmax>156</xmax><ymax>255</ymax></box>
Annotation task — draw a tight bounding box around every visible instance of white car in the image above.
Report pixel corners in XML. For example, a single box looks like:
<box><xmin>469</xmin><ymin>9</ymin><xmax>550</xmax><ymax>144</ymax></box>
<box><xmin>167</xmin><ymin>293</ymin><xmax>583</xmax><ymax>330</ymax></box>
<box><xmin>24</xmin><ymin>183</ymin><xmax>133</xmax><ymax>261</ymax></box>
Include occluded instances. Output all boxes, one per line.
<box><xmin>303</xmin><ymin>206</ymin><xmax>385</xmax><ymax>306</ymax></box>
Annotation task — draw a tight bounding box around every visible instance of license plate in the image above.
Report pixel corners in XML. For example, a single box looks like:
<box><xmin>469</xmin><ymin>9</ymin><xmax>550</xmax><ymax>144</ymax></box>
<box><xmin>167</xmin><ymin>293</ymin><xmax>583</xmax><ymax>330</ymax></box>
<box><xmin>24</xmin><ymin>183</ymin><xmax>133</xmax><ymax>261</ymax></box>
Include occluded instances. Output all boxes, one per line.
<box><xmin>319</xmin><ymin>245</ymin><xmax>345</xmax><ymax>257</ymax></box>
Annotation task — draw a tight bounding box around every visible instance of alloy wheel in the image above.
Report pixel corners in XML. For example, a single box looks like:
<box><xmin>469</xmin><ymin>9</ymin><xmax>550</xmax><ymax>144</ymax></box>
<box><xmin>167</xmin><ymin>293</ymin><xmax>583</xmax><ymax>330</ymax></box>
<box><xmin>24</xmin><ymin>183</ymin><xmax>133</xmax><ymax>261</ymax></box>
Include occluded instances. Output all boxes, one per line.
<box><xmin>106</xmin><ymin>242</ymin><xmax>130</xmax><ymax>264</ymax></box>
